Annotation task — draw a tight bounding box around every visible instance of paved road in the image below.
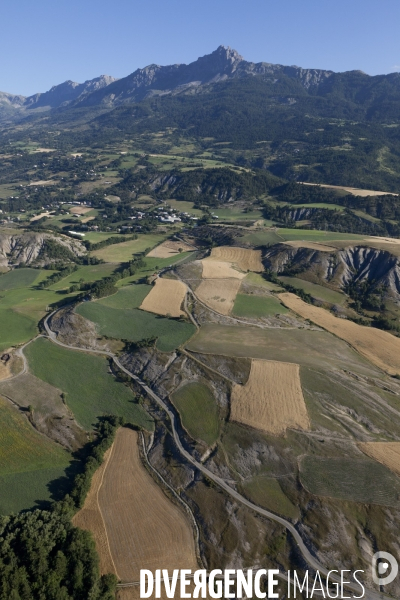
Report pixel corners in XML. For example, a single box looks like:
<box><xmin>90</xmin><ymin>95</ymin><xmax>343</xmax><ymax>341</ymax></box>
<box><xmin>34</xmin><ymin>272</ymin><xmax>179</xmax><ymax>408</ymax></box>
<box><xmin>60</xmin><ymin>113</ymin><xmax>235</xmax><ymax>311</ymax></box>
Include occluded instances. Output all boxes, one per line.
<box><xmin>42</xmin><ymin>311</ymin><xmax>390</xmax><ymax>600</ymax></box>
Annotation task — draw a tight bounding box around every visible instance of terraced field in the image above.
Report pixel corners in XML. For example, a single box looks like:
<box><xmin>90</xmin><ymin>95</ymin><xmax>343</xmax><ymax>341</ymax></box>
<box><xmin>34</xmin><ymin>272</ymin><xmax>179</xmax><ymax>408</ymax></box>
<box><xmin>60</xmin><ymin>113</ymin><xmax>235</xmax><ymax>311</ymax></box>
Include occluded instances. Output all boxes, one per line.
<box><xmin>300</xmin><ymin>456</ymin><xmax>400</xmax><ymax>507</ymax></box>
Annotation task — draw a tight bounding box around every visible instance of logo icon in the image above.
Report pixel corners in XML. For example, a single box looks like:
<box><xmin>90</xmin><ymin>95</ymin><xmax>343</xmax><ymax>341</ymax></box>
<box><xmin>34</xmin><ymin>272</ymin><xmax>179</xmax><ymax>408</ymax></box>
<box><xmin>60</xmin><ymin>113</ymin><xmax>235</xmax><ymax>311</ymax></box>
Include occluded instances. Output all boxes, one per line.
<box><xmin>372</xmin><ymin>551</ymin><xmax>398</xmax><ymax>586</ymax></box>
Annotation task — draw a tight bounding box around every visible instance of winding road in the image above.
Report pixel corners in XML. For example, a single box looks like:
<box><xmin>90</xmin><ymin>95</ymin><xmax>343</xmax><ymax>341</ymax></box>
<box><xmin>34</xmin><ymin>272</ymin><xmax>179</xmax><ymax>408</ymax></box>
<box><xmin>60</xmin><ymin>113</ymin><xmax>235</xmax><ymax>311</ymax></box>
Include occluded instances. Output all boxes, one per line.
<box><xmin>42</xmin><ymin>311</ymin><xmax>390</xmax><ymax>600</ymax></box>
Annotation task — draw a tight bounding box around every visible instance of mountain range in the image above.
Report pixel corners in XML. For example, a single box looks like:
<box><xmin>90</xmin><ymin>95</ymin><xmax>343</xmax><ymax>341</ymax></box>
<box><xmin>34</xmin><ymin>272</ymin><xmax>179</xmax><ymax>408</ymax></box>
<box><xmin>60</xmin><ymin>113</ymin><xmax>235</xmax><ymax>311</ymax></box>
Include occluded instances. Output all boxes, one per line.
<box><xmin>2</xmin><ymin>45</ymin><xmax>400</xmax><ymax>116</ymax></box>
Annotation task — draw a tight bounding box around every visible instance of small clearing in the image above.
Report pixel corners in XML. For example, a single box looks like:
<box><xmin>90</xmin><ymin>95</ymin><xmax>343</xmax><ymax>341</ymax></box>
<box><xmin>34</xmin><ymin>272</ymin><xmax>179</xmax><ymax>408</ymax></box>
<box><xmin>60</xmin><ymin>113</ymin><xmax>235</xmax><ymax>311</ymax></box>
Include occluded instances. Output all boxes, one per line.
<box><xmin>358</xmin><ymin>442</ymin><xmax>400</xmax><ymax>477</ymax></box>
<box><xmin>28</xmin><ymin>180</ymin><xmax>55</xmax><ymax>186</ymax></box>
<box><xmin>201</xmin><ymin>260</ymin><xmax>246</xmax><ymax>280</ymax></box>
<box><xmin>283</xmin><ymin>241</ymin><xmax>337</xmax><ymax>252</ymax></box>
<box><xmin>70</xmin><ymin>206</ymin><xmax>92</xmax><ymax>215</ymax></box>
<box><xmin>147</xmin><ymin>240</ymin><xmax>195</xmax><ymax>258</ymax></box>
<box><xmin>209</xmin><ymin>246</ymin><xmax>264</xmax><ymax>272</ymax></box>
<box><xmin>196</xmin><ymin>278</ymin><xmax>242</xmax><ymax>315</ymax></box>
<box><xmin>231</xmin><ymin>359</ymin><xmax>310</xmax><ymax>435</ymax></box>
<box><xmin>279</xmin><ymin>292</ymin><xmax>400</xmax><ymax>375</ymax></box>
<box><xmin>98</xmin><ymin>428</ymin><xmax>197</xmax><ymax>581</ymax></box>
<box><xmin>140</xmin><ymin>277</ymin><xmax>187</xmax><ymax>317</ymax></box>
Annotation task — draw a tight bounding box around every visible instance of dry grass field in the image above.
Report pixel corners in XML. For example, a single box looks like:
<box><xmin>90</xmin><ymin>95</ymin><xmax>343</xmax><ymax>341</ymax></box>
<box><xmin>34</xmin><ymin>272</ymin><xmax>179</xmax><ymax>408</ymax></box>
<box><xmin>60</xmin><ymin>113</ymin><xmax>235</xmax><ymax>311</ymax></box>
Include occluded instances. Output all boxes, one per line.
<box><xmin>147</xmin><ymin>240</ymin><xmax>194</xmax><ymax>259</ymax></box>
<box><xmin>358</xmin><ymin>442</ymin><xmax>400</xmax><ymax>477</ymax></box>
<box><xmin>196</xmin><ymin>278</ymin><xmax>242</xmax><ymax>315</ymax></box>
<box><xmin>98</xmin><ymin>428</ymin><xmax>198</xmax><ymax>582</ymax></box>
<box><xmin>283</xmin><ymin>241</ymin><xmax>337</xmax><ymax>252</ymax></box>
<box><xmin>279</xmin><ymin>292</ymin><xmax>400</xmax><ymax>375</ymax></box>
<box><xmin>72</xmin><ymin>446</ymin><xmax>116</xmax><ymax>576</ymax></box>
<box><xmin>299</xmin><ymin>182</ymin><xmax>398</xmax><ymax>197</ymax></box>
<box><xmin>70</xmin><ymin>206</ymin><xmax>93</xmax><ymax>215</ymax></box>
<box><xmin>201</xmin><ymin>259</ymin><xmax>246</xmax><ymax>279</ymax></box>
<box><xmin>231</xmin><ymin>359</ymin><xmax>310</xmax><ymax>435</ymax></box>
<box><xmin>209</xmin><ymin>246</ymin><xmax>264</xmax><ymax>272</ymax></box>
<box><xmin>140</xmin><ymin>277</ymin><xmax>187</xmax><ymax>317</ymax></box>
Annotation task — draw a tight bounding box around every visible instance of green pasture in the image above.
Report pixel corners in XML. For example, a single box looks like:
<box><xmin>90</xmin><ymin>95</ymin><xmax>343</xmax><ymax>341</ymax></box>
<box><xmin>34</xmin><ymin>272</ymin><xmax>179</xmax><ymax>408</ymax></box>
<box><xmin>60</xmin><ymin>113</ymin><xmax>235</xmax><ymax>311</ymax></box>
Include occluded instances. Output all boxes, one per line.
<box><xmin>24</xmin><ymin>338</ymin><xmax>154</xmax><ymax>431</ymax></box>
<box><xmin>0</xmin><ymin>309</ymin><xmax>38</xmax><ymax>350</ymax></box>
<box><xmin>49</xmin><ymin>264</ymin><xmax>115</xmax><ymax>291</ymax></box>
<box><xmin>232</xmin><ymin>294</ymin><xmax>289</xmax><ymax>318</ymax></box>
<box><xmin>278</xmin><ymin>277</ymin><xmax>346</xmax><ymax>304</ymax></box>
<box><xmin>97</xmin><ymin>283</ymin><xmax>151</xmax><ymax>309</ymax></box>
<box><xmin>77</xmin><ymin>302</ymin><xmax>196</xmax><ymax>352</ymax></box>
<box><xmin>0</xmin><ymin>268</ymin><xmax>41</xmax><ymax>290</ymax></box>
<box><xmin>171</xmin><ymin>382</ymin><xmax>220</xmax><ymax>445</ymax></box>
<box><xmin>115</xmin><ymin>252</ymin><xmax>193</xmax><ymax>286</ymax></box>
<box><xmin>91</xmin><ymin>233</ymin><xmax>168</xmax><ymax>262</ymax></box>
<box><xmin>240</xmin><ymin>477</ymin><xmax>299</xmax><ymax>520</ymax></box>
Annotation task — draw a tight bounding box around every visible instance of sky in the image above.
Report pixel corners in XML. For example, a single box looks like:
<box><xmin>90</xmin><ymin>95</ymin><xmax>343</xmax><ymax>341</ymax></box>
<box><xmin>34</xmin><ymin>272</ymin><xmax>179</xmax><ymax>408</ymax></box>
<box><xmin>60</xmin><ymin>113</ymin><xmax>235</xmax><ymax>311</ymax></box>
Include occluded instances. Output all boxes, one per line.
<box><xmin>2</xmin><ymin>0</ymin><xmax>400</xmax><ymax>96</ymax></box>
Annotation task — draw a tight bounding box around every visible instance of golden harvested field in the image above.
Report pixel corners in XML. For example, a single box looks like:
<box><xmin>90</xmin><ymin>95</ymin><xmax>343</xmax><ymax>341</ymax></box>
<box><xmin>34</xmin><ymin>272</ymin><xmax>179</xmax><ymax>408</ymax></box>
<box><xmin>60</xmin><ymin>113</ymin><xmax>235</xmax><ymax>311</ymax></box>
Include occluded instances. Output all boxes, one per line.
<box><xmin>72</xmin><ymin>446</ymin><xmax>116</xmax><ymax>576</ymax></box>
<box><xmin>70</xmin><ymin>206</ymin><xmax>92</xmax><ymax>215</ymax></box>
<box><xmin>196</xmin><ymin>278</ymin><xmax>242</xmax><ymax>315</ymax></box>
<box><xmin>147</xmin><ymin>240</ymin><xmax>194</xmax><ymax>259</ymax></box>
<box><xmin>283</xmin><ymin>241</ymin><xmax>337</xmax><ymax>252</ymax></box>
<box><xmin>231</xmin><ymin>359</ymin><xmax>310</xmax><ymax>435</ymax></box>
<box><xmin>30</xmin><ymin>212</ymin><xmax>53</xmax><ymax>222</ymax></box>
<box><xmin>358</xmin><ymin>443</ymin><xmax>400</xmax><ymax>477</ymax></box>
<box><xmin>209</xmin><ymin>246</ymin><xmax>264</xmax><ymax>272</ymax></box>
<box><xmin>98</xmin><ymin>428</ymin><xmax>197</xmax><ymax>582</ymax></box>
<box><xmin>140</xmin><ymin>277</ymin><xmax>187</xmax><ymax>317</ymax></box>
<box><xmin>279</xmin><ymin>292</ymin><xmax>400</xmax><ymax>375</ymax></box>
<box><xmin>299</xmin><ymin>182</ymin><xmax>398</xmax><ymax>197</ymax></box>
<box><xmin>201</xmin><ymin>260</ymin><xmax>246</xmax><ymax>279</ymax></box>
<box><xmin>364</xmin><ymin>236</ymin><xmax>400</xmax><ymax>245</ymax></box>
<box><xmin>0</xmin><ymin>361</ymin><xmax>10</xmax><ymax>381</ymax></box>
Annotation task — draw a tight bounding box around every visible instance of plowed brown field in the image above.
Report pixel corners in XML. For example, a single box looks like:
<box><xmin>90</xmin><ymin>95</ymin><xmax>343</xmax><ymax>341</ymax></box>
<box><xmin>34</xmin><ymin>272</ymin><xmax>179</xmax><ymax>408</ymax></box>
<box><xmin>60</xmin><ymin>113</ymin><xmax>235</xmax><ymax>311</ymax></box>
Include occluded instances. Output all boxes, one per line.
<box><xmin>231</xmin><ymin>359</ymin><xmax>310</xmax><ymax>435</ymax></box>
<box><xmin>279</xmin><ymin>292</ymin><xmax>400</xmax><ymax>375</ymax></box>
<box><xmin>98</xmin><ymin>428</ymin><xmax>198</xmax><ymax>582</ymax></box>
<box><xmin>196</xmin><ymin>278</ymin><xmax>242</xmax><ymax>315</ymax></box>
<box><xmin>140</xmin><ymin>278</ymin><xmax>187</xmax><ymax>317</ymax></box>
<box><xmin>359</xmin><ymin>442</ymin><xmax>400</xmax><ymax>477</ymax></box>
<box><xmin>209</xmin><ymin>246</ymin><xmax>264</xmax><ymax>272</ymax></box>
<box><xmin>147</xmin><ymin>240</ymin><xmax>194</xmax><ymax>258</ymax></box>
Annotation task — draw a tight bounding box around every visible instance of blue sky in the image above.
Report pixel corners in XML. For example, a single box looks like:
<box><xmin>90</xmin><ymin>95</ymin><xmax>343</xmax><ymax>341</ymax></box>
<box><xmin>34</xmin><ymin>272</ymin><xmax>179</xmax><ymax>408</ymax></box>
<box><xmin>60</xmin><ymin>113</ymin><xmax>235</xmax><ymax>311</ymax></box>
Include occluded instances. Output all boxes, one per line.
<box><xmin>3</xmin><ymin>0</ymin><xmax>400</xmax><ymax>96</ymax></box>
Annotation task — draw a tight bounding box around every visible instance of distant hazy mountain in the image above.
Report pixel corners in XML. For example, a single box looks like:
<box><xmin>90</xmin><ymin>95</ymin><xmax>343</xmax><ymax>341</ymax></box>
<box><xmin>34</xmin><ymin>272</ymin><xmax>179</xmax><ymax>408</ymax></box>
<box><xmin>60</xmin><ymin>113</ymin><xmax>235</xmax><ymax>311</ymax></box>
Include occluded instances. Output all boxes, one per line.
<box><xmin>1</xmin><ymin>45</ymin><xmax>400</xmax><ymax>120</ymax></box>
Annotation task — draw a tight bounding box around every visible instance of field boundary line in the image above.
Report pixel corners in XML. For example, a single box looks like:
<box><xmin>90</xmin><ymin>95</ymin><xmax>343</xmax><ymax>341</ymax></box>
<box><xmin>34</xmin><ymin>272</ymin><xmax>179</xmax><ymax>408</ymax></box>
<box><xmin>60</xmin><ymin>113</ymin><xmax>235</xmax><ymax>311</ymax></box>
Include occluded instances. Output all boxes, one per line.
<box><xmin>96</xmin><ymin>439</ymin><xmax>120</xmax><ymax>580</ymax></box>
<box><xmin>139</xmin><ymin>431</ymin><xmax>204</xmax><ymax>570</ymax></box>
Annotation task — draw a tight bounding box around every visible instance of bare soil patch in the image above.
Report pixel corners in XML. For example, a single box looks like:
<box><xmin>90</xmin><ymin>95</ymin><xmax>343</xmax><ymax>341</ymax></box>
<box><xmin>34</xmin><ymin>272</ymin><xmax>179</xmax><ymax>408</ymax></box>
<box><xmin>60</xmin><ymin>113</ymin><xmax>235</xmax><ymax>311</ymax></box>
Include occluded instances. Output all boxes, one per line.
<box><xmin>231</xmin><ymin>359</ymin><xmax>310</xmax><ymax>435</ymax></box>
<box><xmin>140</xmin><ymin>277</ymin><xmax>187</xmax><ymax>317</ymax></box>
<box><xmin>209</xmin><ymin>246</ymin><xmax>264</xmax><ymax>272</ymax></box>
<box><xmin>196</xmin><ymin>278</ymin><xmax>242</xmax><ymax>315</ymax></box>
<box><xmin>70</xmin><ymin>206</ymin><xmax>92</xmax><ymax>215</ymax></box>
<box><xmin>30</xmin><ymin>212</ymin><xmax>53</xmax><ymax>222</ymax></box>
<box><xmin>279</xmin><ymin>292</ymin><xmax>400</xmax><ymax>375</ymax></box>
<box><xmin>147</xmin><ymin>240</ymin><xmax>194</xmax><ymax>259</ymax></box>
<box><xmin>283</xmin><ymin>241</ymin><xmax>337</xmax><ymax>252</ymax></box>
<box><xmin>98</xmin><ymin>428</ymin><xmax>198</xmax><ymax>582</ymax></box>
<box><xmin>28</xmin><ymin>180</ymin><xmax>55</xmax><ymax>186</ymax></box>
<box><xmin>358</xmin><ymin>442</ymin><xmax>400</xmax><ymax>477</ymax></box>
<box><xmin>201</xmin><ymin>260</ymin><xmax>246</xmax><ymax>280</ymax></box>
